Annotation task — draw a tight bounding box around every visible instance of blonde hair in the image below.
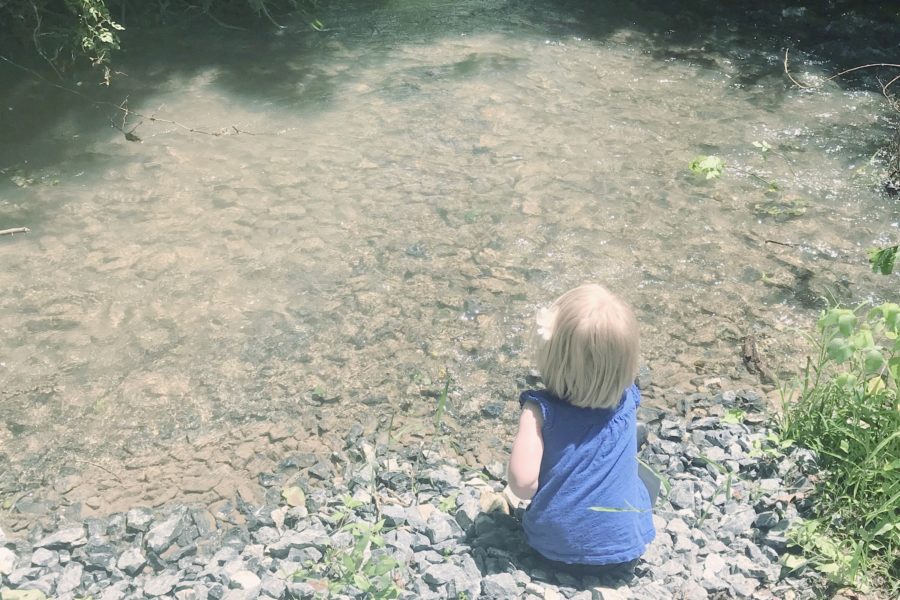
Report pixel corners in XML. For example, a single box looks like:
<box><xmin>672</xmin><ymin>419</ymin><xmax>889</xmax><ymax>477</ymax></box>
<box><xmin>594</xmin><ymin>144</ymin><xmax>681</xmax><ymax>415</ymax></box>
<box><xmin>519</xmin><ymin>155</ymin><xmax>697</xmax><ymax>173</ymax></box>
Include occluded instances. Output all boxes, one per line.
<box><xmin>533</xmin><ymin>284</ymin><xmax>639</xmax><ymax>409</ymax></box>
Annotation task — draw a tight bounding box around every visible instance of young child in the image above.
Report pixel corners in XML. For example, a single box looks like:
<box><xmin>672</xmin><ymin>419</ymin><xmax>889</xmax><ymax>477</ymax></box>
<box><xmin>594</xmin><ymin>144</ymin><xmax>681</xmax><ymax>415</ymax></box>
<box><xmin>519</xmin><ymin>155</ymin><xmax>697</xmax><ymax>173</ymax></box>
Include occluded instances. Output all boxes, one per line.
<box><xmin>507</xmin><ymin>283</ymin><xmax>656</xmax><ymax>576</ymax></box>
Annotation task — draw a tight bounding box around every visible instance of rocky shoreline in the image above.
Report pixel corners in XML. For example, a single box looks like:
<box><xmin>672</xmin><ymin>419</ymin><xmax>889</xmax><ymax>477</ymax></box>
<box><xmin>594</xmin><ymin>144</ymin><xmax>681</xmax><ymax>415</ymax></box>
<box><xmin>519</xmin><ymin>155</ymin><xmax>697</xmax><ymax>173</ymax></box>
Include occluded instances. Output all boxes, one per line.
<box><xmin>0</xmin><ymin>389</ymin><xmax>828</xmax><ymax>599</ymax></box>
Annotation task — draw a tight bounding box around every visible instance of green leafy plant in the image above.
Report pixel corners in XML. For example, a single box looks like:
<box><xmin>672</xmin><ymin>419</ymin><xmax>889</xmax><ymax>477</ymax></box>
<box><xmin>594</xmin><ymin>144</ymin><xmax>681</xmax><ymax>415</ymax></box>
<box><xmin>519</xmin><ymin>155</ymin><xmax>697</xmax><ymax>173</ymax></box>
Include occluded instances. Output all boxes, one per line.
<box><xmin>689</xmin><ymin>155</ymin><xmax>725</xmax><ymax>179</ymax></box>
<box><xmin>780</xmin><ymin>303</ymin><xmax>899</xmax><ymax>593</ymax></box>
<box><xmin>293</xmin><ymin>519</ymin><xmax>401</xmax><ymax>598</ymax></box>
<box><xmin>330</xmin><ymin>494</ymin><xmax>364</xmax><ymax>526</ymax></box>
<box><xmin>749</xmin><ymin>430</ymin><xmax>795</xmax><ymax>460</ymax></box>
<box><xmin>722</xmin><ymin>408</ymin><xmax>745</xmax><ymax>424</ymax></box>
<box><xmin>752</xmin><ymin>140</ymin><xmax>773</xmax><ymax>155</ymax></box>
<box><xmin>0</xmin><ymin>1</ymin><xmax>312</xmax><ymax>74</ymax></box>
<box><xmin>293</xmin><ymin>497</ymin><xmax>402</xmax><ymax>598</ymax></box>
<box><xmin>690</xmin><ymin>142</ymin><xmax>796</xmax><ymax>194</ymax></box>
<box><xmin>868</xmin><ymin>245</ymin><xmax>898</xmax><ymax>275</ymax></box>
<box><xmin>68</xmin><ymin>0</ymin><xmax>124</xmax><ymax>65</ymax></box>
<box><xmin>785</xmin><ymin>520</ymin><xmax>869</xmax><ymax>585</ymax></box>
<box><xmin>438</xmin><ymin>491</ymin><xmax>459</xmax><ymax>514</ymax></box>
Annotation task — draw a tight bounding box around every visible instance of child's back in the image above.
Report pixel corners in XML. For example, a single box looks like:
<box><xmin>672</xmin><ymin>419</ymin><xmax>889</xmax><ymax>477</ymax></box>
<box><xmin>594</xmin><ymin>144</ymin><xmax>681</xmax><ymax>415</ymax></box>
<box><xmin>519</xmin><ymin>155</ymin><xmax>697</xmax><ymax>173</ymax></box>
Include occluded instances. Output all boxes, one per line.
<box><xmin>519</xmin><ymin>385</ymin><xmax>654</xmax><ymax>566</ymax></box>
<box><xmin>507</xmin><ymin>284</ymin><xmax>655</xmax><ymax>574</ymax></box>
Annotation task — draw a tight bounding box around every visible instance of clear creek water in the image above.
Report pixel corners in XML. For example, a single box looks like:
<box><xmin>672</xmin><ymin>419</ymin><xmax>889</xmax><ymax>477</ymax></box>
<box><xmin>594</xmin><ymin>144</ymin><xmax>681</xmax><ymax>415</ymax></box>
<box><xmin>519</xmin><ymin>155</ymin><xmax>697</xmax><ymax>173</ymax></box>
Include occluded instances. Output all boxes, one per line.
<box><xmin>0</xmin><ymin>0</ymin><xmax>897</xmax><ymax>508</ymax></box>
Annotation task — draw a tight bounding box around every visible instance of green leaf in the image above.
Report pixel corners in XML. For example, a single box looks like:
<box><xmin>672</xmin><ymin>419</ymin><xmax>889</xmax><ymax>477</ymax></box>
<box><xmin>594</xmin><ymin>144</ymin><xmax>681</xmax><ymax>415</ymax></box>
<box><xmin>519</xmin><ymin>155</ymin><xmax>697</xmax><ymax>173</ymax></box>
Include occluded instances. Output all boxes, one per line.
<box><xmin>826</xmin><ymin>338</ymin><xmax>853</xmax><ymax>363</ymax></box>
<box><xmin>834</xmin><ymin>373</ymin><xmax>857</xmax><ymax>388</ymax></box>
<box><xmin>589</xmin><ymin>505</ymin><xmax>648</xmax><ymax>513</ymax></box>
<box><xmin>874</xmin><ymin>521</ymin><xmax>896</xmax><ymax>537</ymax></box>
<box><xmin>816</xmin><ymin>562</ymin><xmax>842</xmax><ymax>574</ymax></box>
<box><xmin>342</xmin><ymin>553</ymin><xmax>357</xmax><ymax>572</ymax></box>
<box><xmin>863</xmin><ymin>348</ymin><xmax>885</xmax><ymax>373</ymax></box>
<box><xmin>867</xmin><ymin>246</ymin><xmax>898</xmax><ymax>275</ymax></box>
<box><xmin>837</xmin><ymin>313</ymin><xmax>857</xmax><ymax>336</ymax></box>
<box><xmin>689</xmin><ymin>155</ymin><xmax>725</xmax><ymax>179</ymax></box>
<box><xmin>353</xmin><ymin>572</ymin><xmax>371</xmax><ymax>591</ymax></box>
<box><xmin>372</xmin><ymin>555</ymin><xmax>398</xmax><ymax>576</ymax></box>
<box><xmin>874</xmin><ymin>302</ymin><xmax>900</xmax><ymax>333</ymax></box>
<box><xmin>434</xmin><ymin>377</ymin><xmax>451</xmax><ymax>427</ymax></box>
<box><xmin>722</xmin><ymin>409</ymin><xmax>745</xmax><ymax>424</ymax></box>
<box><xmin>782</xmin><ymin>554</ymin><xmax>808</xmax><ymax>570</ymax></box>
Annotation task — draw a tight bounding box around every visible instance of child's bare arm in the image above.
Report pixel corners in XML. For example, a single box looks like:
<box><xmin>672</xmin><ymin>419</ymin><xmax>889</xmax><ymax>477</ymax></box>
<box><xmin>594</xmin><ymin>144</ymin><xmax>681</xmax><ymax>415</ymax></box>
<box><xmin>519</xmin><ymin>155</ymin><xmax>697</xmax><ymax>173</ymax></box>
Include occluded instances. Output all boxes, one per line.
<box><xmin>507</xmin><ymin>402</ymin><xmax>544</xmax><ymax>499</ymax></box>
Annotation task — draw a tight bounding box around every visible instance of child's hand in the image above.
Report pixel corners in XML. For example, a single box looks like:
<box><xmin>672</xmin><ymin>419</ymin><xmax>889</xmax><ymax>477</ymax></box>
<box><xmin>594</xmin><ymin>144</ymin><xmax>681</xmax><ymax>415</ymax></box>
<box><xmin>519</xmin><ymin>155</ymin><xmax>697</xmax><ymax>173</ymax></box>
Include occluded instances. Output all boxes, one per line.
<box><xmin>503</xmin><ymin>484</ymin><xmax>528</xmax><ymax>511</ymax></box>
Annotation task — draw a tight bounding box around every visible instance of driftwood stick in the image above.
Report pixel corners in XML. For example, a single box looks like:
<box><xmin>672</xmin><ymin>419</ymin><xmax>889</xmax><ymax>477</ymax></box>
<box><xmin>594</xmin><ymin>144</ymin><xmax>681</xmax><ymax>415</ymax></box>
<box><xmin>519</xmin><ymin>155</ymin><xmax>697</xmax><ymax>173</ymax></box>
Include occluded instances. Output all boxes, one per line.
<box><xmin>0</xmin><ymin>227</ymin><xmax>29</xmax><ymax>236</ymax></box>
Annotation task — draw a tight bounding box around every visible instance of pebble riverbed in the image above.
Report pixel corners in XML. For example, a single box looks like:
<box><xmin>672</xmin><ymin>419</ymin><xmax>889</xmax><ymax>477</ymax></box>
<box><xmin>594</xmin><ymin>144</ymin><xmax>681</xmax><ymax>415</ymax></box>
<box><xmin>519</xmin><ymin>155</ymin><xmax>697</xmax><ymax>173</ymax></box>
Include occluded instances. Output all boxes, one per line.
<box><xmin>0</xmin><ymin>389</ymin><xmax>828</xmax><ymax>600</ymax></box>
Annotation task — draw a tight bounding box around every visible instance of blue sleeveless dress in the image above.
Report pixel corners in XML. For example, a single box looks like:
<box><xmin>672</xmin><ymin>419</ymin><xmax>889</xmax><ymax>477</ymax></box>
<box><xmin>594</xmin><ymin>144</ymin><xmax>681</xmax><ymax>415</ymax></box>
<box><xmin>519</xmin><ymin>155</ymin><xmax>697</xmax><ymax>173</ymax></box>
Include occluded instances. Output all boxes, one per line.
<box><xmin>520</xmin><ymin>385</ymin><xmax>655</xmax><ymax>565</ymax></box>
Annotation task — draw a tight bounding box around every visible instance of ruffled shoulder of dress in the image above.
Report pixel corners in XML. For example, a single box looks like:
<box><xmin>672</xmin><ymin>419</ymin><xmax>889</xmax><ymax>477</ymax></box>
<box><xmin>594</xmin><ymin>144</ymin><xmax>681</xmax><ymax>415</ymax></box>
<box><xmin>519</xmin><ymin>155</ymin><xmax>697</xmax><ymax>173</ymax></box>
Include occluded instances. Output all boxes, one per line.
<box><xmin>519</xmin><ymin>389</ymin><xmax>559</xmax><ymax>430</ymax></box>
<box><xmin>519</xmin><ymin>388</ymin><xmax>560</xmax><ymax>406</ymax></box>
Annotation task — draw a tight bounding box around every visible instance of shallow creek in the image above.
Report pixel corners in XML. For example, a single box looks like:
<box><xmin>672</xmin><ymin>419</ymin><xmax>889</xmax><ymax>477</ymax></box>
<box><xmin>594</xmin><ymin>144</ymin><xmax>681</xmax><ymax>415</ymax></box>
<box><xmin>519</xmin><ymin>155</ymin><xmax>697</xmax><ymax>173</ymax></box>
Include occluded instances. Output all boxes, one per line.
<box><xmin>0</xmin><ymin>0</ymin><xmax>897</xmax><ymax>522</ymax></box>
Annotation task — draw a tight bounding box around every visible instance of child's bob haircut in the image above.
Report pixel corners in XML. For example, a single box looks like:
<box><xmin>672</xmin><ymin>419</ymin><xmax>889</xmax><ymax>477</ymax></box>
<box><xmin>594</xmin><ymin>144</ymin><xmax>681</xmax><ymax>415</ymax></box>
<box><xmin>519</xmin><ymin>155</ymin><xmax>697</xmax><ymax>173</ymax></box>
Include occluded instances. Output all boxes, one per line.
<box><xmin>533</xmin><ymin>284</ymin><xmax>639</xmax><ymax>409</ymax></box>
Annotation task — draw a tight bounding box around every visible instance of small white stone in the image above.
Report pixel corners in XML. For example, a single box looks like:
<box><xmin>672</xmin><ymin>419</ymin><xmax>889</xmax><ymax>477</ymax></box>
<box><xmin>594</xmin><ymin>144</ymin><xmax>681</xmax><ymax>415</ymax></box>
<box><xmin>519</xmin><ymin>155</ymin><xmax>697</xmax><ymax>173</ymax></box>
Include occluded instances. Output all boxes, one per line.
<box><xmin>543</xmin><ymin>588</ymin><xmax>563</xmax><ymax>600</ymax></box>
<box><xmin>0</xmin><ymin>547</ymin><xmax>17</xmax><ymax>574</ymax></box>
<box><xmin>593</xmin><ymin>586</ymin><xmax>632</xmax><ymax>600</ymax></box>
<box><xmin>229</xmin><ymin>570</ymin><xmax>261</xmax><ymax>591</ymax></box>
<box><xmin>703</xmin><ymin>553</ymin><xmax>727</xmax><ymax>577</ymax></box>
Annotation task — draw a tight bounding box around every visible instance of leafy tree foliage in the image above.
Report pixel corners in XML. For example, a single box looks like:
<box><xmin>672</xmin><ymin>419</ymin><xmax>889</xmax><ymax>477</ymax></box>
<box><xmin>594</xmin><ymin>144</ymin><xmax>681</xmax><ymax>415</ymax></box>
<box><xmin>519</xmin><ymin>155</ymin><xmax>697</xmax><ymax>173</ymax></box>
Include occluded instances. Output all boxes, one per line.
<box><xmin>0</xmin><ymin>1</ymin><xmax>303</xmax><ymax>73</ymax></box>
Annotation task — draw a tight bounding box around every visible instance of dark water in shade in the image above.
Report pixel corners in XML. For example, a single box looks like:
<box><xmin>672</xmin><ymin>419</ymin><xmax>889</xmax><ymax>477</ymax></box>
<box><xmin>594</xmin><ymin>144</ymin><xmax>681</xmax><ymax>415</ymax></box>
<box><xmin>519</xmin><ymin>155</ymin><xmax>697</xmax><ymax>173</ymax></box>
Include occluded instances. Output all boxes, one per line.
<box><xmin>0</xmin><ymin>0</ymin><xmax>897</xmax><ymax>495</ymax></box>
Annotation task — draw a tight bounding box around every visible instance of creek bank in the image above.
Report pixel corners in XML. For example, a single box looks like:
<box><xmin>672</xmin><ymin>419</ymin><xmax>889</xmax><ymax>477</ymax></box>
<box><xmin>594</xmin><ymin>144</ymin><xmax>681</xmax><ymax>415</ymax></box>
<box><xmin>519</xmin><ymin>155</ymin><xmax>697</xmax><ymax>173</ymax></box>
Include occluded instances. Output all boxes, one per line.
<box><xmin>0</xmin><ymin>389</ymin><xmax>827</xmax><ymax>599</ymax></box>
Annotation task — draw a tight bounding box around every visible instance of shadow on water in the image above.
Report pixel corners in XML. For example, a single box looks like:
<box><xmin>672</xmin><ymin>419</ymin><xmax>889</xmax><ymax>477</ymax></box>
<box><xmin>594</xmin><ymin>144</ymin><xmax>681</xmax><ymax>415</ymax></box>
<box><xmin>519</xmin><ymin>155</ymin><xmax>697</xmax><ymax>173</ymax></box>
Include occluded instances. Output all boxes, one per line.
<box><xmin>1</xmin><ymin>0</ymin><xmax>898</xmax><ymax>171</ymax></box>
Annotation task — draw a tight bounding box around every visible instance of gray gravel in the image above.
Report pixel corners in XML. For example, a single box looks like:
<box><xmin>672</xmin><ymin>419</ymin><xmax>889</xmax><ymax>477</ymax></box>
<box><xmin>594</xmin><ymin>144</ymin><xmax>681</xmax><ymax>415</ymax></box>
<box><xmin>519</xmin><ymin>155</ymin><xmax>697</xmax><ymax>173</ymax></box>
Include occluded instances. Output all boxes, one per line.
<box><xmin>0</xmin><ymin>389</ymin><xmax>829</xmax><ymax>599</ymax></box>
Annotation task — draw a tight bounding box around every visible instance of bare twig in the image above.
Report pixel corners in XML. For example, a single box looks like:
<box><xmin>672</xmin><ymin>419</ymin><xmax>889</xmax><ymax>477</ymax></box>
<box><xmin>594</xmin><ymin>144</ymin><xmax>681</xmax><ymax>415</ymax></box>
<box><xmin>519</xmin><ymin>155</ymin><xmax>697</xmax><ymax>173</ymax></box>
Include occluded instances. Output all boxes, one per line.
<box><xmin>120</xmin><ymin>98</ymin><xmax>129</xmax><ymax>131</ymax></box>
<box><xmin>882</xmin><ymin>74</ymin><xmax>900</xmax><ymax>95</ymax></box>
<box><xmin>31</xmin><ymin>3</ymin><xmax>63</xmax><ymax>80</ymax></box>
<box><xmin>257</xmin><ymin>2</ymin><xmax>286</xmax><ymax>29</ymax></box>
<box><xmin>204</xmin><ymin>10</ymin><xmax>249</xmax><ymax>31</ymax></box>
<box><xmin>783</xmin><ymin>49</ymin><xmax>813</xmax><ymax>89</ymax></box>
<box><xmin>109</xmin><ymin>107</ymin><xmax>143</xmax><ymax>142</ymax></box>
<box><xmin>0</xmin><ymin>227</ymin><xmax>30</xmax><ymax>236</ymax></box>
<box><xmin>765</xmin><ymin>239</ymin><xmax>796</xmax><ymax>248</ymax></box>
<box><xmin>68</xmin><ymin>457</ymin><xmax>123</xmax><ymax>483</ymax></box>
<box><xmin>785</xmin><ymin>49</ymin><xmax>900</xmax><ymax>91</ymax></box>
<box><xmin>826</xmin><ymin>63</ymin><xmax>900</xmax><ymax>83</ymax></box>
<box><xmin>730</xmin><ymin>165</ymin><xmax>778</xmax><ymax>189</ymax></box>
<box><xmin>878</xmin><ymin>75</ymin><xmax>900</xmax><ymax>113</ymax></box>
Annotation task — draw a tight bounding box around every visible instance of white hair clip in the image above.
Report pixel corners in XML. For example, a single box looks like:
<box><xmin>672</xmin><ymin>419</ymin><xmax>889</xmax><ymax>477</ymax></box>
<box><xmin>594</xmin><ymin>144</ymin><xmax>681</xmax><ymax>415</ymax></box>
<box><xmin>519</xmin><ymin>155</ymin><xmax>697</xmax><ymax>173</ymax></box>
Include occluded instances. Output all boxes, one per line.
<box><xmin>536</xmin><ymin>306</ymin><xmax>557</xmax><ymax>342</ymax></box>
